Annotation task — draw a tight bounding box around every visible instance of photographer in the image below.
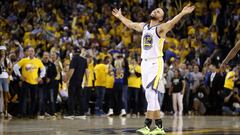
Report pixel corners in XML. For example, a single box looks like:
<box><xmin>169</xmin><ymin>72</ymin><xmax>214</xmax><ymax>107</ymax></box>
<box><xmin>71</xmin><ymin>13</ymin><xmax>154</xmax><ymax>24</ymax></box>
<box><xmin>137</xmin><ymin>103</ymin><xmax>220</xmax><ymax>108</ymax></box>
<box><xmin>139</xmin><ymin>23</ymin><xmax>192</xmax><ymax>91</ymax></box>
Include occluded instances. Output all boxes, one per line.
<box><xmin>222</xmin><ymin>88</ymin><xmax>240</xmax><ymax>115</ymax></box>
<box><xmin>193</xmin><ymin>83</ymin><xmax>210</xmax><ymax>115</ymax></box>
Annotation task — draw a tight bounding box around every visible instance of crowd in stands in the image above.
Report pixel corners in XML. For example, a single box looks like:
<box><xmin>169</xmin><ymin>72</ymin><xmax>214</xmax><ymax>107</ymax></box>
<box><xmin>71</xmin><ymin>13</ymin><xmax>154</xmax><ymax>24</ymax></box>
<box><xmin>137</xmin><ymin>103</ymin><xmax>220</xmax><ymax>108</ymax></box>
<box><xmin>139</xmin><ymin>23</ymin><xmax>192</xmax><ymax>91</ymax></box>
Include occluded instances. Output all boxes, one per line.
<box><xmin>0</xmin><ymin>0</ymin><xmax>239</xmax><ymax>119</ymax></box>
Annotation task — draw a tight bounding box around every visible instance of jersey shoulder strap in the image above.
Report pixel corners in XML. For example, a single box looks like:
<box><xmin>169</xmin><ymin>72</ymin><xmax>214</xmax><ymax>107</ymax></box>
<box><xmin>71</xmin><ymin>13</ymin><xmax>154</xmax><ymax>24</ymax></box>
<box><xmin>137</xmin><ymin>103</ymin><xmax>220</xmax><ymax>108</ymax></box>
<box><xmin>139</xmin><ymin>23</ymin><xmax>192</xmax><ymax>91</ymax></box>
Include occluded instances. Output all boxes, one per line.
<box><xmin>143</xmin><ymin>23</ymin><xmax>148</xmax><ymax>30</ymax></box>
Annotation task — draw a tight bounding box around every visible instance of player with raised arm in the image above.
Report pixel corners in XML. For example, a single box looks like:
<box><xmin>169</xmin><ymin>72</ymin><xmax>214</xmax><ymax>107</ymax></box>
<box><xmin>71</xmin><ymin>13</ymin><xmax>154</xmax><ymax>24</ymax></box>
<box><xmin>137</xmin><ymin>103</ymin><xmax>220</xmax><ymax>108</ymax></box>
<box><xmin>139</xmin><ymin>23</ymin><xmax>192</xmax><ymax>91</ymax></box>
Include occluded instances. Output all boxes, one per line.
<box><xmin>221</xmin><ymin>40</ymin><xmax>240</xmax><ymax>67</ymax></box>
<box><xmin>112</xmin><ymin>4</ymin><xmax>194</xmax><ymax>135</ymax></box>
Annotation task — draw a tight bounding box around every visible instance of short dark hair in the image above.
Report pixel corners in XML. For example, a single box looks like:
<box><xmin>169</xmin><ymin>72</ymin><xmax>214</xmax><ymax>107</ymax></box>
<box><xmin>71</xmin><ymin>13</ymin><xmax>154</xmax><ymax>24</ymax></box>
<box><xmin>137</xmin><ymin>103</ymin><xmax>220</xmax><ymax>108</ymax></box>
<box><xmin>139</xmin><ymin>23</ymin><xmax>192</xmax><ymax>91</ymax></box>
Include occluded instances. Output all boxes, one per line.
<box><xmin>74</xmin><ymin>46</ymin><xmax>81</xmax><ymax>54</ymax></box>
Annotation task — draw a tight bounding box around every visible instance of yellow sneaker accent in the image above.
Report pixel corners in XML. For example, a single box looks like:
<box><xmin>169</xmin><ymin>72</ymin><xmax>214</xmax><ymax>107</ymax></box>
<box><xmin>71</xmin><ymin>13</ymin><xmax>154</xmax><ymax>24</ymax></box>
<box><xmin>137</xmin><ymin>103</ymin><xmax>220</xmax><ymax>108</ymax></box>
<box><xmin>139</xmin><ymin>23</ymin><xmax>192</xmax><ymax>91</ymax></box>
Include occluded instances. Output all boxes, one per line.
<box><xmin>136</xmin><ymin>126</ymin><xmax>150</xmax><ymax>135</ymax></box>
<box><xmin>149</xmin><ymin>126</ymin><xmax>165</xmax><ymax>135</ymax></box>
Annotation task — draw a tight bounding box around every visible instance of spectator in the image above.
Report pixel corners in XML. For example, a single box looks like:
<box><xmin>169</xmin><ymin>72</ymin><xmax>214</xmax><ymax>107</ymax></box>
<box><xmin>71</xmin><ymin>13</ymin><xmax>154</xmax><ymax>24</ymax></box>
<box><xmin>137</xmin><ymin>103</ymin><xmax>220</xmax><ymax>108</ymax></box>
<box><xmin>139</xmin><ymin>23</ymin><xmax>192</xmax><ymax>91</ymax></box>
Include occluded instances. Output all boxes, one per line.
<box><xmin>163</xmin><ymin>65</ymin><xmax>174</xmax><ymax>113</ymax></box>
<box><xmin>113</xmin><ymin>55</ymin><xmax>125</xmax><ymax>116</ymax></box>
<box><xmin>83</xmin><ymin>56</ymin><xmax>95</xmax><ymax>115</ymax></box>
<box><xmin>65</xmin><ymin>46</ymin><xmax>87</xmax><ymax>119</ymax></box>
<box><xmin>189</xmin><ymin>65</ymin><xmax>203</xmax><ymax>111</ymax></box>
<box><xmin>120</xmin><ymin>55</ymin><xmax>129</xmax><ymax>117</ymax></box>
<box><xmin>51</xmin><ymin>51</ymin><xmax>63</xmax><ymax>114</ymax></box>
<box><xmin>38</xmin><ymin>52</ymin><xmax>57</xmax><ymax>119</ymax></box>
<box><xmin>127</xmin><ymin>58</ymin><xmax>141</xmax><ymax>118</ymax></box>
<box><xmin>105</xmin><ymin>56</ymin><xmax>115</xmax><ymax>116</ymax></box>
<box><xmin>59</xmin><ymin>59</ymin><xmax>70</xmax><ymax>115</ymax></box>
<box><xmin>8</xmin><ymin>52</ymin><xmax>20</xmax><ymax>116</ymax></box>
<box><xmin>94</xmin><ymin>58</ymin><xmax>107</xmax><ymax>116</ymax></box>
<box><xmin>170</xmin><ymin>69</ymin><xmax>186</xmax><ymax>116</ymax></box>
<box><xmin>223</xmin><ymin>68</ymin><xmax>237</xmax><ymax>94</ymax></box>
<box><xmin>207</xmin><ymin>64</ymin><xmax>225</xmax><ymax>115</ymax></box>
<box><xmin>0</xmin><ymin>46</ymin><xmax>12</xmax><ymax>118</ymax></box>
<box><xmin>105</xmin><ymin>56</ymin><xmax>114</xmax><ymax>116</ymax></box>
<box><xmin>13</xmin><ymin>46</ymin><xmax>46</xmax><ymax>118</ymax></box>
<box><xmin>192</xmin><ymin>65</ymin><xmax>203</xmax><ymax>93</ymax></box>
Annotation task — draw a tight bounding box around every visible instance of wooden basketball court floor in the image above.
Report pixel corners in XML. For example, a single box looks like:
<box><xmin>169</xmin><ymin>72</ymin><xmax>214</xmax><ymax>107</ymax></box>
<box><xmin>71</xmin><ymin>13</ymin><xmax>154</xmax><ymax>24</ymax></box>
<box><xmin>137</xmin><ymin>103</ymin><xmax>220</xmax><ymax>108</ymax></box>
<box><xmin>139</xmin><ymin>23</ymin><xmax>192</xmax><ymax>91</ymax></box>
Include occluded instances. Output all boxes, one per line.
<box><xmin>1</xmin><ymin>116</ymin><xmax>240</xmax><ymax>135</ymax></box>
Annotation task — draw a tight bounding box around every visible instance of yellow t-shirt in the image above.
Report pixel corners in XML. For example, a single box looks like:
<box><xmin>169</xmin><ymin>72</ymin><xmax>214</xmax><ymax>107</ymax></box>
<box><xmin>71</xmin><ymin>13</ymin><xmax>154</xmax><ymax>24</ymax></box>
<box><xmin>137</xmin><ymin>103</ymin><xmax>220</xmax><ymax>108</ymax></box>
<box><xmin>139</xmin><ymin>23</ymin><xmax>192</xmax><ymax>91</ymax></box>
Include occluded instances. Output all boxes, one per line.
<box><xmin>211</xmin><ymin>32</ymin><xmax>218</xmax><ymax>44</ymax></box>
<box><xmin>167</xmin><ymin>37</ymin><xmax>180</xmax><ymax>47</ymax></box>
<box><xmin>121</xmin><ymin>30</ymin><xmax>132</xmax><ymax>46</ymax></box>
<box><xmin>17</xmin><ymin>57</ymin><xmax>45</xmax><ymax>85</ymax></box>
<box><xmin>94</xmin><ymin>63</ymin><xmax>107</xmax><ymax>87</ymax></box>
<box><xmin>106</xmin><ymin>72</ymin><xmax>114</xmax><ymax>89</ymax></box>
<box><xmin>188</xmin><ymin>26</ymin><xmax>196</xmax><ymax>35</ymax></box>
<box><xmin>128</xmin><ymin>64</ymin><xmax>141</xmax><ymax>88</ymax></box>
<box><xmin>179</xmin><ymin>48</ymin><xmax>190</xmax><ymax>62</ymax></box>
<box><xmin>212</xmin><ymin>14</ymin><xmax>218</xmax><ymax>26</ymax></box>
<box><xmin>55</xmin><ymin>32</ymin><xmax>61</xmax><ymax>38</ymax></box>
<box><xmin>45</xmin><ymin>23</ymin><xmax>56</xmax><ymax>32</ymax></box>
<box><xmin>24</xmin><ymin>38</ymin><xmax>37</xmax><ymax>48</ymax></box>
<box><xmin>209</xmin><ymin>0</ymin><xmax>221</xmax><ymax>10</ymax></box>
<box><xmin>23</xmin><ymin>32</ymin><xmax>31</xmax><ymax>42</ymax></box>
<box><xmin>224</xmin><ymin>71</ymin><xmax>235</xmax><ymax>90</ymax></box>
<box><xmin>86</xmin><ymin>62</ymin><xmax>94</xmax><ymax>87</ymax></box>
<box><xmin>60</xmin><ymin>82</ymin><xmax>67</xmax><ymax>91</ymax></box>
<box><xmin>98</xmin><ymin>28</ymin><xmax>111</xmax><ymax>47</ymax></box>
<box><xmin>116</xmin><ymin>23</ymin><xmax>124</xmax><ymax>37</ymax></box>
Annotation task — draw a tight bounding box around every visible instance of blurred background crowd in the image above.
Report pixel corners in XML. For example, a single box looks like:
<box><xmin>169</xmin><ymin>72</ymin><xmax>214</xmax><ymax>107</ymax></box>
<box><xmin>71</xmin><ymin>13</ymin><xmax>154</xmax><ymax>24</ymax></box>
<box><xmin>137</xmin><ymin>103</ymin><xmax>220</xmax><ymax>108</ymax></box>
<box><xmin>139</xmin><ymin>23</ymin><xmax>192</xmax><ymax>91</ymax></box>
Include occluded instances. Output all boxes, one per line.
<box><xmin>0</xmin><ymin>0</ymin><xmax>239</xmax><ymax>119</ymax></box>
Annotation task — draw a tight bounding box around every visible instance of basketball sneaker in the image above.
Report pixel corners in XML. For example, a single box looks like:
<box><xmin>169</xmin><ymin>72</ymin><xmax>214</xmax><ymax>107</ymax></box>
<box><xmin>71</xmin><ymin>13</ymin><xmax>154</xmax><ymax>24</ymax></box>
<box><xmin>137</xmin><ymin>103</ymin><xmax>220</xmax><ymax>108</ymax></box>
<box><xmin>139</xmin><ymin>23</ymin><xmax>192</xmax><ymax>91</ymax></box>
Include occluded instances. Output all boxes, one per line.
<box><xmin>107</xmin><ymin>109</ymin><xmax>114</xmax><ymax>116</ymax></box>
<box><xmin>149</xmin><ymin>126</ymin><xmax>165</xmax><ymax>135</ymax></box>
<box><xmin>136</xmin><ymin>126</ymin><xmax>150</xmax><ymax>135</ymax></box>
<box><xmin>120</xmin><ymin>109</ymin><xmax>127</xmax><ymax>117</ymax></box>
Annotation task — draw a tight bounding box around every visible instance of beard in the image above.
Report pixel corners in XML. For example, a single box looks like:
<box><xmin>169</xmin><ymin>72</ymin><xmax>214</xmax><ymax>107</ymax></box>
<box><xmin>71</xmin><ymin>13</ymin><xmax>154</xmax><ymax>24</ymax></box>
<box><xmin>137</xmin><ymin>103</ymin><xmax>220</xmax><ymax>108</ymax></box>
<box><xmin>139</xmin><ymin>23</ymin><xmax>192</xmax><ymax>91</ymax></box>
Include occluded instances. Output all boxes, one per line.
<box><xmin>149</xmin><ymin>15</ymin><xmax>159</xmax><ymax>21</ymax></box>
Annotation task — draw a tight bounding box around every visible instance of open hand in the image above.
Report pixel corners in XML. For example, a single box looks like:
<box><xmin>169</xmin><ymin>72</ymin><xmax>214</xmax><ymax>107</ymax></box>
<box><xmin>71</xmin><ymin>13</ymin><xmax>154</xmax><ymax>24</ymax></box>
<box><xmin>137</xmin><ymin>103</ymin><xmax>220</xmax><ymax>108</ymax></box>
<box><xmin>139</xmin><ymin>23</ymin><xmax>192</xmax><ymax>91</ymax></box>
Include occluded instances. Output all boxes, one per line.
<box><xmin>220</xmin><ymin>63</ymin><xmax>226</xmax><ymax>72</ymax></box>
<box><xmin>181</xmin><ymin>3</ymin><xmax>195</xmax><ymax>15</ymax></box>
<box><xmin>112</xmin><ymin>8</ymin><xmax>122</xmax><ymax>18</ymax></box>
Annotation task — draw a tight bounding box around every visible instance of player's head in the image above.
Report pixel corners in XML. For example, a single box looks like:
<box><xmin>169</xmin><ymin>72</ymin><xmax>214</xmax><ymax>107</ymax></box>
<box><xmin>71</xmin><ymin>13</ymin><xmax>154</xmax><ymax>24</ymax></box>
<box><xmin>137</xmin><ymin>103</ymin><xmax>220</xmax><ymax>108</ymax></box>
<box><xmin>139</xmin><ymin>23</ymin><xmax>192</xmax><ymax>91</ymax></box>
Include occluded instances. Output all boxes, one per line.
<box><xmin>150</xmin><ymin>8</ymin><xmax>164</xmax><ymax>22</ymax></box>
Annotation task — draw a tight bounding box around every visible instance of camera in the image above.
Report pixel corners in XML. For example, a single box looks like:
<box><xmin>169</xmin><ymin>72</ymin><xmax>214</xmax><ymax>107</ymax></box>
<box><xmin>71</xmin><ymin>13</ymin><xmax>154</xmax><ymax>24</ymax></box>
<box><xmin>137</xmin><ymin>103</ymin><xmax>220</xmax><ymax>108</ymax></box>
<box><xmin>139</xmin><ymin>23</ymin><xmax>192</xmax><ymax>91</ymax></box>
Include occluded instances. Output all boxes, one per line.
<box><xmin>234</xmin><ymin>91</ymin><xmax>238</xmax><ymax>95</ymax></box>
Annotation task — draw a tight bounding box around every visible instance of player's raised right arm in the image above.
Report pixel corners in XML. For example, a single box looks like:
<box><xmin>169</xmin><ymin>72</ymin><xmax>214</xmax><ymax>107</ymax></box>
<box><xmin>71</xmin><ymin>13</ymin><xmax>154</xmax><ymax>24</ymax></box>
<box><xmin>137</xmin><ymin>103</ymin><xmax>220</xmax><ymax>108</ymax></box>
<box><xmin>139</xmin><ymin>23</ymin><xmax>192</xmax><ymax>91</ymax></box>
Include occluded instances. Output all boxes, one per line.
<box><xmin>112</xmin><ymin>8</ymin><xmax>144</xmax><ymax>32</ymax></box>
<box><xmin>221</xmin><ymin>40</ymin><xmax>240</xmax><ymax>66</ymax></box>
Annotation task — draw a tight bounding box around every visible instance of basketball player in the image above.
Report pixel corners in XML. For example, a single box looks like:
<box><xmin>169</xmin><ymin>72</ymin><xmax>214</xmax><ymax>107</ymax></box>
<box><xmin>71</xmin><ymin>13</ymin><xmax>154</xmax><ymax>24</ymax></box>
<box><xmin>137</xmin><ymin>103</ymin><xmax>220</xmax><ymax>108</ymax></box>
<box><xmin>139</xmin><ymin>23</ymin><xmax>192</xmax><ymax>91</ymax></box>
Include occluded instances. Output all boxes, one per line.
<box><xmin>221</xmin><ymin>40</ymin><xmax>240</xmax><ymax>67</ymax></box>
<box><xmin>112</xmin><ymin>4</ymin><xmax>195</xmax><ymax>135</ymax></box>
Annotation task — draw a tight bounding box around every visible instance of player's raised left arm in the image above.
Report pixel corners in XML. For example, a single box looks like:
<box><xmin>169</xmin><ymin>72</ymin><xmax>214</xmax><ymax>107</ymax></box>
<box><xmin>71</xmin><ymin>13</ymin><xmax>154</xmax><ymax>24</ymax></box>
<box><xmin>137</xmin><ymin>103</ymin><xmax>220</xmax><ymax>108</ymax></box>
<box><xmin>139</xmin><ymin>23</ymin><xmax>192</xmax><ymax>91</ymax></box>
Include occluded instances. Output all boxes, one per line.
<box><xmin>162</xmin><ymin>4</ymin><xmax>195</xmax><ymax>34</ymax></box>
